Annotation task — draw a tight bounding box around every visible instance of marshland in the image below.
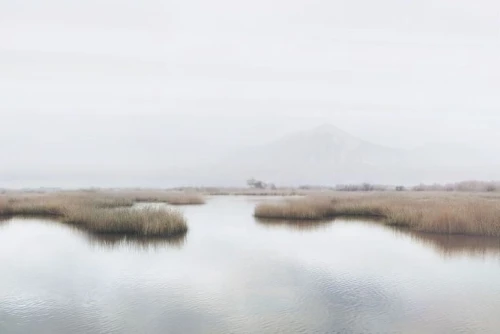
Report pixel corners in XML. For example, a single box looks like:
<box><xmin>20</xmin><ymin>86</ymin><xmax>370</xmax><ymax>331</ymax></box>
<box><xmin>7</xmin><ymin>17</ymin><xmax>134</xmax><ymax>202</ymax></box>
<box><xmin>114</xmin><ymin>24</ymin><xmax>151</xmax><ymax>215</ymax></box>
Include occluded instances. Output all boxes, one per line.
<box><xmin>3</xmin><ymin>186</ymin><xmax>500</xmax><ymax>333</ymax></box>
<box><xmin>0</xmin><ymin>190</ymin><xmax>205</xmax><ymax>237</ymax></box>
<box><xmin>3</xmin><ymin>188</ymin><xmax>500</xmax><ymax>238</ymax></box>
<box><xmin>2</xmin><ymin>194</ymin><xmax>500</xmax><ymax>333</ymax></box>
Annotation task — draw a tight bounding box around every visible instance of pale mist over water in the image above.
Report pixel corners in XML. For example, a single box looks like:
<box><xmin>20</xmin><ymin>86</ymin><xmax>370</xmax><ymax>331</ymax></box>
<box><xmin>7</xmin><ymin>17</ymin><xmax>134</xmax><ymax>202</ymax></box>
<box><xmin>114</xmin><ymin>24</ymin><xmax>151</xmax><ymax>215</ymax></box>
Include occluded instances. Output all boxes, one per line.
<box><xmin>1</xmin><ymin>0</ymin><xmax>500</xmax><ymax>187</ymax></box>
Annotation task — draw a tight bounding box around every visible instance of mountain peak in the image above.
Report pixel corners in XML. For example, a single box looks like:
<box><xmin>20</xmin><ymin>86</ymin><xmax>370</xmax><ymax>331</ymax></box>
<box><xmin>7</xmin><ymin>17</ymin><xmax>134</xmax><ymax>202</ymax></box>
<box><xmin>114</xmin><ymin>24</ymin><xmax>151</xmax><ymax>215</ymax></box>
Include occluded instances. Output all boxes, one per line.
<box><xmin>298</xmin><ymin>124</ymin><xmax>357</xmax><ymax>142</ymax></box>
<box><xmin>313</xmin><ymin>123</ymin><xmax>343</xmax><ymax>132</ymax></box>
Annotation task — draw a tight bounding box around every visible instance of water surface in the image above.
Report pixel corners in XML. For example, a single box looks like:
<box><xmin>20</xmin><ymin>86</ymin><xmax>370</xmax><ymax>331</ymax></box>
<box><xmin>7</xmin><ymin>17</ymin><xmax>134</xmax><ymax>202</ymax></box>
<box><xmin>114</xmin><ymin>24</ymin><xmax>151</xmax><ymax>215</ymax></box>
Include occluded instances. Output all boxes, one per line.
<box><xmin>1</xmin><ymin>196</ymin><xmax>500</xmax><ymax>333</ymax></box>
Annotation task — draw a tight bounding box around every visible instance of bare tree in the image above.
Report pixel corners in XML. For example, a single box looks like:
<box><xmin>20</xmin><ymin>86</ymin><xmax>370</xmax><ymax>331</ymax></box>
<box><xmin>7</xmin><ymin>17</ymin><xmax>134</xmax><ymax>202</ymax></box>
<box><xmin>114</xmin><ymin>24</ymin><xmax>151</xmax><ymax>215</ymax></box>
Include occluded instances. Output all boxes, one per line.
<box><xmin>247</xmin><ymin>178</ymin><xmax>267</xmax><ymax>189</ymax></box>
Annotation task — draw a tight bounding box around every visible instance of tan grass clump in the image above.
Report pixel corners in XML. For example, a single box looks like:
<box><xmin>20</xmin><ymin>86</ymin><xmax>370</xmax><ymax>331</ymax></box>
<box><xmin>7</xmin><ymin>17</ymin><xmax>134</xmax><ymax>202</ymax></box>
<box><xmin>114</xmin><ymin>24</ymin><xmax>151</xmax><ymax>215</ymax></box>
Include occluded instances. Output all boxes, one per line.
<box><xmin>254</xmin><ymin>192</ymin><xmax>500</xmax><ymax>237</ymax></box>
<box><xmin>64</xmin><ymin>207</ymin><xmax>187</xmax><ymax>236</ymax></box>
<box><xmin>0</xmin><ymin>191</ymin><xmax>188</xmax><ymax>237</ymax></box>
<box><xmin>162</xmin><ymin>193</ymin><xmax>206</xmax><ymax>205</ymax></box>
<box><xmin>0</xmin><ymin>195</ymin><xmax>67</xmax><ymax>217</ymax></box>
<box><xmin>254</xmin><ymin>197</ymin><xmax>334</xmax><ymax>220</ymax></box>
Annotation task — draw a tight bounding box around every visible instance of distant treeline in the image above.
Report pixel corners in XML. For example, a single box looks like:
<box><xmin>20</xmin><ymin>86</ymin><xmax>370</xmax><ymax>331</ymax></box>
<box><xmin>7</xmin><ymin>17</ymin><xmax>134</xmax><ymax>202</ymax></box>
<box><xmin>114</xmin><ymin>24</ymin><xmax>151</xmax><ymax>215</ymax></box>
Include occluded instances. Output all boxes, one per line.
<box><xmin>412</xmin><ymin>180</ymin><xmax>500</xmax><ymax>192</ymax></box>
<box><xmin>334</xmin><ymin>181</ymin><xmax>500</xmax><ymax>192</ymax></box>
<box><xmin>334</xmin><ymin>183</ymin><xmax>392</xmax><ymax>192</ymax></box>
<box><xmin>191</xmin><ymin>180</ymin><xmax>500</xmax><ymax>193</ymax></box>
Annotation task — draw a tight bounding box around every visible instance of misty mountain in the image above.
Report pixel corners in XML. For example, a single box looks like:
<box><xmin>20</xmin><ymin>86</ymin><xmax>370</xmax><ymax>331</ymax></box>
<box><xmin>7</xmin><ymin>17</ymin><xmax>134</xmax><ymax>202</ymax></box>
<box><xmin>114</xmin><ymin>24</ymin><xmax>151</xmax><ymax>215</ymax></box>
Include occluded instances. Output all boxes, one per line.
<box><xmin>1</xmin><ymin>122</ymin><xmax>496</xmax><ymax>188</ymax></box>
<box><xmin>206</xmin><ymin>124</ymin><xmax>494</xmax><ymax>186</ymax></box>
<box><xmin>229</xmin><ymin>124</ymin><xmax>402</xmax><ymax>166</ymax></box>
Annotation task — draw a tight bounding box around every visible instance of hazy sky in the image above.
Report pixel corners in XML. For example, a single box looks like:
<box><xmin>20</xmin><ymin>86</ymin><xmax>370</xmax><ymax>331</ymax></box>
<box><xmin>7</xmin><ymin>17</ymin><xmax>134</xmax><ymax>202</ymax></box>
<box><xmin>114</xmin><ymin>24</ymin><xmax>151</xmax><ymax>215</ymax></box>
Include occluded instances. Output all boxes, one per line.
<box><xmin>1</xmin><ymin>0</ymin><xmax>500</xmax><ymax>186</ymax></box>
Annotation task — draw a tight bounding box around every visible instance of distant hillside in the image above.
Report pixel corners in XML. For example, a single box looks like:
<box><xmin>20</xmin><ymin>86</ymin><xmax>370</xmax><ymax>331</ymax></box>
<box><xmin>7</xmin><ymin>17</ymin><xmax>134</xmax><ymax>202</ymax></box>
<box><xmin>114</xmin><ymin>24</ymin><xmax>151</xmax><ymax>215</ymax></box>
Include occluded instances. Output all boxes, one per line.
<box><xmin>13</xmin><ymin>124</ymin><xmax>493</xmax><ymax>188</ymax></box>
<box><xmin>206</xmin><ymin>124</ymin><xmax>493</xmax><ymax>186</ymax></box>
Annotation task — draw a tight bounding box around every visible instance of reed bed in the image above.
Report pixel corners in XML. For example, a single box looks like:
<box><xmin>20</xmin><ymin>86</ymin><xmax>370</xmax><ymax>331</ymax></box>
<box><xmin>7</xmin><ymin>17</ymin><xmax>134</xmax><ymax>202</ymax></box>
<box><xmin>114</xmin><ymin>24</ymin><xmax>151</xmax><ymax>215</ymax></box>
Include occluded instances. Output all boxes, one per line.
<box><xmin>254</xmin><ymin>197</ymin><xmax>335</xmax><ymax>220</ymax></box>
<box><xmin>256</xmin><ymin>218</ymin><xmax>333</xmax><ymax>232</ymax></box>
<box><xmin>0</xmin><ymin>195</ymin><xmax>67</xmax><ymax>217</ymax></box>
<box><xmin>100</xmin><ymin>190</ymin><xmax>206</xmax><ymax>205</ymax></box>
<box><xmin>0</xmin><ymin>193</ymin><xmax>134</xmax><ymax>217</ymax></box>
<box><xmin>180</xmin><ymin>187</ymin><xmax>310</xmax><ymax>196</ymax></box>
<box><xmin>64</xmin><ymin>207</ymin><xmax>187</xmax><ymax>236</ymax></box>
<box><xmin>0</xmin><ymin>191</ymin><xmax>188</xmax><ymax>237</ymax></box>
<box><xmin>161</xmin><ymin>193</ymin><xmax>205</xmax><ymax>205</ymax></box>
<box><xmin>254</xmin><ymin>192</ymin><xmax>500</xmax><ymax>237</ymax></box>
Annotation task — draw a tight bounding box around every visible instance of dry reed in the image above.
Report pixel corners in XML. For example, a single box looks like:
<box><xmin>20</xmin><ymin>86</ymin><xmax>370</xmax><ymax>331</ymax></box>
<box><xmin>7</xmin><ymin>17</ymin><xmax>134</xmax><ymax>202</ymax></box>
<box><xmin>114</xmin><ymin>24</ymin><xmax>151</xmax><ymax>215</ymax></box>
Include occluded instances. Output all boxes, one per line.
<box><xmin>65</xmin><ymin>207</ymin><xmax>187</xmax><ymax>236</ymax></box>
<box><xmin>100</xmin><ymin>190</ymin><xmax>206</xmax><ymax>205</ymax></box>
<box><xmin>0</xmin><ymin>191</ymin><xmax>188</xmax><ymax>237</ymax></box>
<box><xmin>254</xmin><ymin>192</ymin><xmax>500</xmax><ymax>237</ymax></box>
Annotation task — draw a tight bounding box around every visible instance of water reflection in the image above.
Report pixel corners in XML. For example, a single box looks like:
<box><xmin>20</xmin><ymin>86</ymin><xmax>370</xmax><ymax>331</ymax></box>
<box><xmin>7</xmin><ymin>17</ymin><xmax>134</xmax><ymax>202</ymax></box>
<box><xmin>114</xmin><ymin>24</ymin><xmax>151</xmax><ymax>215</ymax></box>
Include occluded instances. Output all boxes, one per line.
<box><xmin>84</xmin><ymin>232</ymin><xmax>187</xmax><ymax>250</ymax></box>
<box><xmin>255</xmin><ymin>218</ymin><xmax>333</xmax><ymax>232</ymax></box>
<box><xmin>49</xmin><ymin>221</ymin><xmax>188</xmax><ymax>251</ymax></box>
<box><xmin>257</xmin><ymin>216</ymin><xmax>500</xmax><ymax>258</ymax></box>
<box><xmin>1</xmin><ymin>216</ymin><xmax>187</xmax><ymax>251</ymax></box>
<box><xmin>394</xmin><ymin>228</ymin><xmax>500</xmax><ymax>257</ymax></box>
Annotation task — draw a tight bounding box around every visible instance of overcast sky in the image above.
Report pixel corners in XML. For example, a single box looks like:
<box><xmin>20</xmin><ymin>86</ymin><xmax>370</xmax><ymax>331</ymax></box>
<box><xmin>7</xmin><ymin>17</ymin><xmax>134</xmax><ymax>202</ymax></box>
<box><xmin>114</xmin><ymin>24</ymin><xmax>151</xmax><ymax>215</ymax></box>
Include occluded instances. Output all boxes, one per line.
<box><xmin>1</xmin><ymin>0</ymin><xmax>500</xmax><ymax>186</ymax></box>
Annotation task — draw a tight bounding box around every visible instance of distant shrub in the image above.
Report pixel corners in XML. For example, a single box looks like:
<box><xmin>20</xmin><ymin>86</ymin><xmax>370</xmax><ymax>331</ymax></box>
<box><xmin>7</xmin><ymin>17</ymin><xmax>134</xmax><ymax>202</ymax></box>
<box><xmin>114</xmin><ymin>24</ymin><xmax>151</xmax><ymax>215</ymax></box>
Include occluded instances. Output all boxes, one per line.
<box><xmin>336</xmin><ymin>183</ymin><xmax>388</xmax><ymax>192</ymax></box>
<box><xmin>247</xmin><ymin>178</ymin><xmax>267</xmax><ymax>189</ymax></box>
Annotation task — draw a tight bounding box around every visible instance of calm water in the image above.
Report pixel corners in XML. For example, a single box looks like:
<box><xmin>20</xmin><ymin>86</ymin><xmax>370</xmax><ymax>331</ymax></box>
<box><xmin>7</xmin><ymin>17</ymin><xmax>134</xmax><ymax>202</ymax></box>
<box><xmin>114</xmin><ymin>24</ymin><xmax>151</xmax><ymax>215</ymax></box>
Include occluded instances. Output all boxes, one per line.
<box><xmin>1</xmin><ymin>196</ymin><xmax>500</xmax><ymax>334</ymax></box>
